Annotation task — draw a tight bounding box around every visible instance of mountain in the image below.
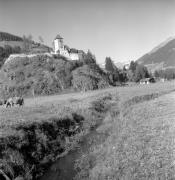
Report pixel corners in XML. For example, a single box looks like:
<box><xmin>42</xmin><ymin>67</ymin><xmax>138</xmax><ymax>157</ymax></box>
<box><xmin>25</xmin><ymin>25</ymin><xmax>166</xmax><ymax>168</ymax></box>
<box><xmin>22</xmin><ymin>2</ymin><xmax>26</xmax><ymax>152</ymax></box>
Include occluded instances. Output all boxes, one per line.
<box><xmin>137</xmin><ymin>37</ymin><xmax>175</xmax><ymax>72</ymax></box>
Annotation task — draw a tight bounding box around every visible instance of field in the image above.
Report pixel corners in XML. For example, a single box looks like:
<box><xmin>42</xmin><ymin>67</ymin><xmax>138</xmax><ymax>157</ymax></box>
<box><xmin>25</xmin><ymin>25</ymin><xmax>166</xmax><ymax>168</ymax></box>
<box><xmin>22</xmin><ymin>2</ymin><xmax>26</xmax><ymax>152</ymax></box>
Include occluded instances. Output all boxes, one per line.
<box><xmin>1</xmin><ymin>81</ymin><xmax>174</xmax><ymax>135</ymax></box>
<box><xmin>0</xmin><ymin>80</ymin><xmax>175</xmax><ymax>180</ymax></box>
<box><xmin>78</xmin><ymin>86</ymin><xmax>175</xmax><ymax>179</ymax></box>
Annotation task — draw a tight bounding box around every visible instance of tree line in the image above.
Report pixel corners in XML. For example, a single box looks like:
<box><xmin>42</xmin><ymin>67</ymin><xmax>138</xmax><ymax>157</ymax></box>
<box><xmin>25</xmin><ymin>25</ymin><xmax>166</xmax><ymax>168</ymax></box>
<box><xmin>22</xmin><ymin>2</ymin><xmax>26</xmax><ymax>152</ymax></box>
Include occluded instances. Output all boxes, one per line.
<box><xmin>154</xmin><ymin>68</ymin><xmax>175</xmax><ymax>80</ymax></box>
<box><xmin>0</xmin><ymin>45</ymin><xmax>21</xmax><ymax>68</ymax></box>
<box><xmin>0</xmin><ymin>32</ymin><xmax>23</xmax><ymax>41</ymax></box>
<box><xmin>105</xmin><ymin>57</ymin><xmax>150</xmax><ymax>84</ymax></box>
<box><xmin>105</xmin><ymin>57</ymin><xmax>175</xmax><ymax>84</ymax></box>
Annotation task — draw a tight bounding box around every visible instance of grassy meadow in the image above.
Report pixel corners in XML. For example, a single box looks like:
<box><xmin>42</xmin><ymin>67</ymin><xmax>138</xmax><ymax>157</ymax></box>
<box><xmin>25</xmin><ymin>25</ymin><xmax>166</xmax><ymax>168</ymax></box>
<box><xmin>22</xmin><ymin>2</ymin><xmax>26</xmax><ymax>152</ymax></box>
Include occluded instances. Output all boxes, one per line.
<box><xmin>74</xmin><ymin>81</ymin><xmax>175</xmax><ymax>180</ymax></box>
<box><xmin>1</xmin><ymin>81</ymin><xmax>174</xmax><ymax>136</ymax></box>
<box><xmin>0</xmin><ymin>80</ymin><xmax>175</xmax><ymax>179</ymax></box>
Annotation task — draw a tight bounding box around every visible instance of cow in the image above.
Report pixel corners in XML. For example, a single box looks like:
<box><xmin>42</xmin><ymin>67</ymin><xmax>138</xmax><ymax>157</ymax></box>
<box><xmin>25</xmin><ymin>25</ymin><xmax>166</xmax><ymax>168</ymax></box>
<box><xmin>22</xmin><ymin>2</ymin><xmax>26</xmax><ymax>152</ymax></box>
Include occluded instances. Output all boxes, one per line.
<box><xmin>6</xmin><ymin>97</ymin><xmax>14</xmax><ymax>108</ymax></box>
<box><xmin>6</xmin><ymin>97</ymin><xmax>24</xmax><ymax>108</ymax></box>
<box><xmin>13</xmin><ymin>97</ymin><xmax>24</xmax><ymax>106</ymax></box>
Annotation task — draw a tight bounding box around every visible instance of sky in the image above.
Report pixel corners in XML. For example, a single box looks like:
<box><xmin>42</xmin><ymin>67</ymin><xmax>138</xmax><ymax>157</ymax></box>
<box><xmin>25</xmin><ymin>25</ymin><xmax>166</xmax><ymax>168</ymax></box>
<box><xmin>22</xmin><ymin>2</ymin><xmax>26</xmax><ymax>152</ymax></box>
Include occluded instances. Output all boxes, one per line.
<box><xmin>0</xmin><ymin>0</ymin><xmax>175</xmax><ymax>63</ymax></box>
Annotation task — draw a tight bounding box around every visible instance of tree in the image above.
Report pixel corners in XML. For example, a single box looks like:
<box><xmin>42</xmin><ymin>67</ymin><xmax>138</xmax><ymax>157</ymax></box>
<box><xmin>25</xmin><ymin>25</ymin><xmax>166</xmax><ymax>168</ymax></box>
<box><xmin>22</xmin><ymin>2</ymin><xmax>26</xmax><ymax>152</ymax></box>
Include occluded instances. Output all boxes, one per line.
<box><xmin>72</xmin><ymin>64</ymin><xmax>109</xmax><ymax>91</ymax></box>
<box><xmin>22</xmin><ymin>35</ymin><xmax>33</xmax><ymax>53</ymax></box>
<box><xmin>105</xmin><ymin>57</ymin><xmax>117</xmax><ymax>72</ymax></box>
<box><xmin>105</xmin><ymin>57</ymin><xmax>125</xmax><ymax>84</ymax></box>
<box><xmin>154</xmin><ymin>68</ymin><xmax>175</xmax><ymax>80</ymax></box>
<box><xmin>38</xmin><ymin>35</ymin><xmax>44</xmax><ymax>44</ymax></box>
<box><xmin>154</xmin><ymin>70</ymin><xmax>160</xmax><ymax>78</ymax></box>
<box><xmin>80</xmin><ymin>50</ymin><xmax>96</xmax><ymax>65</ymax></box>
<box><xmin>127</xmin><ymin>61</ymin><xmax>150</xmax><ymax>82</ymax></box>
<box><xmin>134</xmin><ymin>64</ymin><xmax>150</xmax><ymax>82</ymax></box>
<box><xmin>129</xmin><ymin>61</ymin><xmax>138</xmax><ymax>72</ymax></box>
<box><xmin>12</xmin><ymin>46</ymin><xmax>21</xmax><ymax>54</ymax></box>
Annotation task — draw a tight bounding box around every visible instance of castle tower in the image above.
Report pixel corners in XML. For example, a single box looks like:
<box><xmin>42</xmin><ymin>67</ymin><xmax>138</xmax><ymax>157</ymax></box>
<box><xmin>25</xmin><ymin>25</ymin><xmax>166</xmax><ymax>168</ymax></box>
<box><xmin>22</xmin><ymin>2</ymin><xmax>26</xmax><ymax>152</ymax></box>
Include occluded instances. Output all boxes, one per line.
<box><xmin>54</xmin><ymin>34</ymin><xmax>64</xmax><ymax>54</ymax></box>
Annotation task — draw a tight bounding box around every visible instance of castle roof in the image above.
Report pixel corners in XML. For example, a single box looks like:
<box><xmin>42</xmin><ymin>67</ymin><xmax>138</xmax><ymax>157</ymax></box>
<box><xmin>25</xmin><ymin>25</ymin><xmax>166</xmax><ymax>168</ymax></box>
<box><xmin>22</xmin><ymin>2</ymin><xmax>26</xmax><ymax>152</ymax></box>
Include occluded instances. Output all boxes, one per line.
<box><xmin>55</xmin><ymin>34</ymin><xmax>63</xmax><ymax>39</ymax></box>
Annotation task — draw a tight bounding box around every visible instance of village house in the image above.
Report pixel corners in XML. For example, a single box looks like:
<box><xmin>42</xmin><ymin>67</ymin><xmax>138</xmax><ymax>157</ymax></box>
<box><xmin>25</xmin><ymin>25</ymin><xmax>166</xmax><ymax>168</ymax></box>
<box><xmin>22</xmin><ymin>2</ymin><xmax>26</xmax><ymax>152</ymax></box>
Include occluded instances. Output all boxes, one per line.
<box><xmin>140</xmin><ymin>77</ymin><xmax>156</xmax><ymax>84</ymax></box>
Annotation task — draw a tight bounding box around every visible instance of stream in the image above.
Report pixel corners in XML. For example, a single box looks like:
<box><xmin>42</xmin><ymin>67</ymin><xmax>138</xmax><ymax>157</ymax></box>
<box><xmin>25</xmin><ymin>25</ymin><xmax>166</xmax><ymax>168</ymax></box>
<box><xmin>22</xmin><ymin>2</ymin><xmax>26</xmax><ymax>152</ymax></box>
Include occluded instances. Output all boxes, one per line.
<box><xmin>40</xmin><ymin>126</ymin><xmax>107</xmax><ymax>180</ymax></box>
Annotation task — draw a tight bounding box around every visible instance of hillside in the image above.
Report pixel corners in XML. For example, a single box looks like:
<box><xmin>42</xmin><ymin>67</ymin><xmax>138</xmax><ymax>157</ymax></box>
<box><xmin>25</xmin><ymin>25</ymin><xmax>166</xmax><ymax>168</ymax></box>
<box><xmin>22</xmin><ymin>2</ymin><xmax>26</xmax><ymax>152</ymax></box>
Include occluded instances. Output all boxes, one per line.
<box><xmin>137</xmin><ymin>37</ymin><xmax>175</xmax><ymax>72</ymax></box>
<box><xmin>0</xmin><ymin>54</ymin><xmax>110</xmax><ymax>98</ymax></box>
<box><xmin>0</xmin><ymin>32</ymin><xmax>23</xmax><ymax>41</ymax></box>
<box><xmin>0</xmin><ymin>31</ymin><xmax>24</xmax><ymax>48</ymax></box>
<box><xmin>0</xmin><ymin>32</ymin><xmax>51</xmax><ymax>68</ymax></box>
<box><xmin>0</xmin><ymin>31</ymin><xmax>51</xmax><ymax>52</ymax></box>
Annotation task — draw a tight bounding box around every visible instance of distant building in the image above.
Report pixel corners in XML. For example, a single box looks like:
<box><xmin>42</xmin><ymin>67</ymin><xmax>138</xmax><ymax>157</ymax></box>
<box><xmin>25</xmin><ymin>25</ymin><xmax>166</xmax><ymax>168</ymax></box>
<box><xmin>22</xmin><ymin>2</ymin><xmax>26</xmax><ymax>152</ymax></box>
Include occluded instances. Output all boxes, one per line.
<box><xmin>53</xmin><ymin>34</ymin><xmax>83</xmax><ymax>60</ymax></box>
<box><xmin>140</xmin><ymin>77</ymin><xmax>155</xmax><ymax>84</ymax></box>
<box><xmin>123</xmin><ymin>63</ymin><xmax>130</xmax><ymax>70</ymax></box>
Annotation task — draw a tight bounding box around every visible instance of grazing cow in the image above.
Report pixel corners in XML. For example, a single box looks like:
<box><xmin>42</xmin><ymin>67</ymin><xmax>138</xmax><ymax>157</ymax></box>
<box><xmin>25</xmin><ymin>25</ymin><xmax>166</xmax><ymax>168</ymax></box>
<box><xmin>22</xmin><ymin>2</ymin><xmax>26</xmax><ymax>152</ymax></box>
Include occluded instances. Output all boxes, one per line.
<box><xmin>6</xmin><ymin>97</ymin><xmax>14</xmax><ymax>108</ymax></box>
<box><xmin>14</xmin><ymin>97</ymin><xmax>24</xmax><ymax>106</ymax></box>
<box><xmin>6</xmin><ymin>97</ymin><xmax>24</xmax><ymax>108</ymax></box>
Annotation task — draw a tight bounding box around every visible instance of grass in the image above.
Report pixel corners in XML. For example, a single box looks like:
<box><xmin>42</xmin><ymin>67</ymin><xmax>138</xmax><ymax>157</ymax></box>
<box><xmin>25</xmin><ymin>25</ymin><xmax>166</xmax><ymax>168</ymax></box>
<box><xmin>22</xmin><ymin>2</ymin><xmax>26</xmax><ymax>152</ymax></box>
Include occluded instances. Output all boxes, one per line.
<box><xmin>0</xmin><ymin>89</ymin><xmax>115</xmax><ymax>179</ymax></box>
<box><xmin>0</xmin><ymin>80</ymin><xmax>175</xmax><ymax>180</ymax></box>
<box><xmin>74</xmin><ymin>81</ymin><xmax>175</xmax><ymax>180</ymax></box>
<box><xmin>1</xmin><ymin>81</ymin><xmax>174</xmax><ymax>134</ymax></box>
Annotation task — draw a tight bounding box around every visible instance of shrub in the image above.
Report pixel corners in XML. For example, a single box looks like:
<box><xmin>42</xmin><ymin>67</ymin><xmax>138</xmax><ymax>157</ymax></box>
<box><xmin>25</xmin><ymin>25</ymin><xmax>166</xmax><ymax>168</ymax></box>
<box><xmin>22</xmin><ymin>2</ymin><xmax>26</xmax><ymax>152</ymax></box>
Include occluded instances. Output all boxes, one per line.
<box><xmin>72</xmin><ymin>64</ymin><xmax>109</xmax><ymax>91</ymax></box>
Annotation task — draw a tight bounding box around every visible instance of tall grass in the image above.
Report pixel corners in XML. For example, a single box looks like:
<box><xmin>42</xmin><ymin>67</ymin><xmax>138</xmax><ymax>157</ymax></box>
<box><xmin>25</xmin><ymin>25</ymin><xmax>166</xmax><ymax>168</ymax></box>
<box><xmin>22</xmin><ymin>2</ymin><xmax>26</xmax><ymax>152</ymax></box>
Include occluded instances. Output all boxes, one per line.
<box><xmin>0</xmin><ymin>80</ymin><xmax>174</xmax><ymax>179</ymax></box>
<box><xmin>74</xmin><ymin>81</ymin><xmax>175</xmax><ymax>180</ymax></box>
<box><xmin>0</xmin><ymin>91</ymin><xmax>115</xmax><ymax>180</ymax></box>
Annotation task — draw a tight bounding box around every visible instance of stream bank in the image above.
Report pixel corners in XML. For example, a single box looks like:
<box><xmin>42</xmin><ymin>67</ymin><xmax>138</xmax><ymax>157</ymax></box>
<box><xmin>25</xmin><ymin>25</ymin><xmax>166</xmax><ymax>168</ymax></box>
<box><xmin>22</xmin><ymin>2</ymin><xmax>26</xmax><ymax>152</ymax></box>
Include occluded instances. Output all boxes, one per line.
<box><xmin>0</xmin><ymin>92</ymin><xmax>114</xmax><ymax>180</ymax></box>
<box><xmin>41</xmin><ymin>92</ymin><xmax>173</xmax><ymax>180</ymax></box>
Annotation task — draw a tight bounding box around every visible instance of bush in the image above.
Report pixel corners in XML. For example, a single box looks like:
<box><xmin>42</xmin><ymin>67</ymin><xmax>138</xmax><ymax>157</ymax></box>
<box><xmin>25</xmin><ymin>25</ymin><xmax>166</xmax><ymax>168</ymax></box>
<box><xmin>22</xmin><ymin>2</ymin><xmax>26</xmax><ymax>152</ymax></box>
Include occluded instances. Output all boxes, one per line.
<box><xmin>72</xmin><ymin>64</ymin><xmax>109</xmax><ymax>91</ymax></box>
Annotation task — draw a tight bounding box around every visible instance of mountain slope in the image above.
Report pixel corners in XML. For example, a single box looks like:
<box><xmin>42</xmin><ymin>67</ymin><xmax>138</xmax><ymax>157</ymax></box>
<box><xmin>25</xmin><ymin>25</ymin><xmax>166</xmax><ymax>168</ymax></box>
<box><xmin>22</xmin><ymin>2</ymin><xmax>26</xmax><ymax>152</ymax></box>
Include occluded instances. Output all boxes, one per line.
<box><xmin>137</xmin><ymin>38</ymin><xmax>175</xmax><ymax>71</ymax></box>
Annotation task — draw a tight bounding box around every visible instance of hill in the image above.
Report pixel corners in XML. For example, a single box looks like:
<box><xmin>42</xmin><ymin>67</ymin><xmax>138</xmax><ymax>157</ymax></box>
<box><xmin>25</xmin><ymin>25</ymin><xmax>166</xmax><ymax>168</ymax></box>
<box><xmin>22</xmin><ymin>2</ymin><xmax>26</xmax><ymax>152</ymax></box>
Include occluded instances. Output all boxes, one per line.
<box><xmin>0</xmin><ymin>31</ymin><xmax>51</xmax><ymax>52</ymax></box>
<box><xmin>0</xmin><ymin>54</ymin><xmax>110</xmax><ymax>98</ymax></box>
<box><xmin>0</xmin><ymin>31</ymin><xmax>23</xmax><ymax>41</ymax></box>
<box><xmin>0</xmin><ymin>31</ymin><xmax>24</xmax><ymax>49</ymax></box>
<box><xmin>0</xmin><ymin>32</ymin><xmax>51</xmax><ymax>68</ymax></box>
<box><xmin>137</xmin><ymin>37</ymin><xmax>175</xmax><ymax>72</ymax></box>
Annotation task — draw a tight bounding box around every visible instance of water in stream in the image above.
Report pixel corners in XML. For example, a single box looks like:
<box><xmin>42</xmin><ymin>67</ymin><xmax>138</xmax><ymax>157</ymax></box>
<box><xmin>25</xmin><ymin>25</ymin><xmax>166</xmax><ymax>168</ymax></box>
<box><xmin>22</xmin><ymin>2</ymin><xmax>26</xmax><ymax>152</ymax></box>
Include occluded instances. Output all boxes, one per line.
<box><xmin>40</xmin><ymin>128</ymin><xmax>107</xmax><ymax>180</ymax></box>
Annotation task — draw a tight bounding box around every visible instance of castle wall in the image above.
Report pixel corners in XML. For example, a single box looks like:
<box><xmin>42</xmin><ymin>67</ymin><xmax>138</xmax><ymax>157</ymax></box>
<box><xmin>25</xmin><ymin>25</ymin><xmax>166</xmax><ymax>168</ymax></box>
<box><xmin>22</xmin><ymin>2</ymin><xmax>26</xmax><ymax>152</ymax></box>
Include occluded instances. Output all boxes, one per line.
<box><xmin>53</xmin><ymin>37</ymin><xmax>80</xmax><ymax>60</ymax></box>
<box><xmin>69</xmin><ymin>53</ymin><xmax>79</xmax><ymax>60</ymax></box>
<box><xmin>60</xmin><ymin>48</ymin><xmax>70</xmax><ymax>59</ymax></box>
<box><xmin>54</xmin><ymin>39</ymin><xmax>59</xmax><ymax>54</ymax></box>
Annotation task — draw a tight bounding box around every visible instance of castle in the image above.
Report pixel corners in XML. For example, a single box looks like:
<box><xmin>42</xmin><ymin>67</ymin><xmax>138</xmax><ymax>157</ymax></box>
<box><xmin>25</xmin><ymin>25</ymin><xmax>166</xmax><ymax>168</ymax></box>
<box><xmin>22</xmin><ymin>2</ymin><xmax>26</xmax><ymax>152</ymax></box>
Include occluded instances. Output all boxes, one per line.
<box><xmin>53</xmin><ymin>34</ymin><xmax>83</xmax><ymax>60</ymax></box>
<box><xmin>4</xmin><ymin>34</ymin><xmax>84</xmax><ymax>64</ymax></box>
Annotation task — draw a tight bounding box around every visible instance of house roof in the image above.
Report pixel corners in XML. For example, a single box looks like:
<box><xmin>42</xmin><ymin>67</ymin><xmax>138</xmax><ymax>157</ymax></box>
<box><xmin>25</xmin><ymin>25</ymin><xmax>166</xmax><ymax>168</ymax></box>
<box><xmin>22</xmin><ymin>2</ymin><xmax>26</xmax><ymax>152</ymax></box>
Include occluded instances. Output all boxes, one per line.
<box><xmin>55</xmin><ymin>34</ymin><xmax>63</xmax><ymax>39</ymax></box>
<box><xmin>69</xmin><ymin>48</ymin><xmax>78</xmax><ymax>53</ymax></box>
